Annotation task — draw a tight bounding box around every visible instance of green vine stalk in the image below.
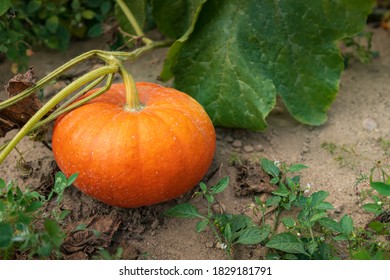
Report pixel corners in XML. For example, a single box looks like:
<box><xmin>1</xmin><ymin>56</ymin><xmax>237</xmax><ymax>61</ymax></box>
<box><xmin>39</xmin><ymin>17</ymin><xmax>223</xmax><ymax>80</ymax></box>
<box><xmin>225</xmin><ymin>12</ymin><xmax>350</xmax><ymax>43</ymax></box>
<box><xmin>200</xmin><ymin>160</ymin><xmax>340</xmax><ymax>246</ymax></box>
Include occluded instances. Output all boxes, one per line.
<box><xmin>0</xmin><ymin>2</ymin><xmax>173</xmax><ymax>164</ymax></box>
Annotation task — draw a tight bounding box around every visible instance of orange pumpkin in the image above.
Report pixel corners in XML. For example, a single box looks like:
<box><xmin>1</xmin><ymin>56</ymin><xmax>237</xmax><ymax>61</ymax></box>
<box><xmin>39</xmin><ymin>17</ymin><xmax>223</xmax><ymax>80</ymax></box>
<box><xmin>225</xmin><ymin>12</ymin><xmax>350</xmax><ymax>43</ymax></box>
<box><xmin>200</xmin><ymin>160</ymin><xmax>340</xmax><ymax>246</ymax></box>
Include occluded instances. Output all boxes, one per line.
<box><xmin>52</xmin><ymin>82</ymin><xmax>216</xmax><ymax>208</ymax></box>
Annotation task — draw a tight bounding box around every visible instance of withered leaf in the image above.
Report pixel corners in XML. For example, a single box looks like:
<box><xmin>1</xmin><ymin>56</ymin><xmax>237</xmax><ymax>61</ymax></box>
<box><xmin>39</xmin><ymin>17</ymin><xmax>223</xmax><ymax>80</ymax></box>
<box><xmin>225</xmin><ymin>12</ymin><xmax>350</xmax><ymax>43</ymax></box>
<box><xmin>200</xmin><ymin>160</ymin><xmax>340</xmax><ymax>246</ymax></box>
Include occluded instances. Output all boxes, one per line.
<box><xmin>234</xmin><ymin>161</ymin><xmax>276</xmax><ymax>196</ymax></box>
<box><xmin>0</xmin><ymin>67</ymin><xmax>43</xmax><ymax>137</ymax></box>
<box><xmin>62</xmin><ymin>214</ymin><xmax>121</xmax><ymax>259</ymax></box>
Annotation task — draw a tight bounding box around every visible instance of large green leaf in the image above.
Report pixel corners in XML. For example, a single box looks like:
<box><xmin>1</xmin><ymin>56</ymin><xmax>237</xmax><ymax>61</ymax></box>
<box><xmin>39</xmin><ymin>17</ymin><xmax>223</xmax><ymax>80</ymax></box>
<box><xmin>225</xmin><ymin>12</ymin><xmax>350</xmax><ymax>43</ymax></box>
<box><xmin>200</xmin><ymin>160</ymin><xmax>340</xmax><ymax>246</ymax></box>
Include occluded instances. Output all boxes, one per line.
<box><xmin>153</xmin><ymin>0</ymin><xmax>208</xmax><ymax>81</ymax></box>
<box><xmin>169</xmin><ymin>0</ymin><xmax>374</xmax><ymax>130</ymax></box>
<box><xmin>152</xmin><ymin>0</ymin><xmax>206</xmax><ymax>39</ymax></box>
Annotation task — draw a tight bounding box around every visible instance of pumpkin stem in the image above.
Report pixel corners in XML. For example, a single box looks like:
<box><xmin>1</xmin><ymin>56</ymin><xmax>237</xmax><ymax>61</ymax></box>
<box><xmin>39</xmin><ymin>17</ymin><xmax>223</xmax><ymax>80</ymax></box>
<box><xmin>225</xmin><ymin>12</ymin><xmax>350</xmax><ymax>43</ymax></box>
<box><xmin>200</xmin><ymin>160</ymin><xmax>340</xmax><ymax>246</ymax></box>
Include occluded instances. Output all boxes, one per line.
<box><xmin>120</xmin><ymin>66</ymin><xmax>143</xmax><ymax>112</ymax></box>
<box><xmin>0</xmin><ymin>65</ymin><xmax>118</xmax><ymax>164</ymax></box>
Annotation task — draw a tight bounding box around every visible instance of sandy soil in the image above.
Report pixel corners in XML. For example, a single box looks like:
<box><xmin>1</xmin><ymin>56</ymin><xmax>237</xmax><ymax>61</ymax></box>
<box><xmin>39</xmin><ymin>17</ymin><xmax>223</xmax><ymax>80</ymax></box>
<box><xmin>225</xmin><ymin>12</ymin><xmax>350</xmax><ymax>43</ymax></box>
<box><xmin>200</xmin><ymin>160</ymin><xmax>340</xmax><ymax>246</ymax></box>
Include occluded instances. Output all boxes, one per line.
<box><xmin>0</xmin><ymin>27</ymin><xmax>389</xmax><ymax>260</ymax></box>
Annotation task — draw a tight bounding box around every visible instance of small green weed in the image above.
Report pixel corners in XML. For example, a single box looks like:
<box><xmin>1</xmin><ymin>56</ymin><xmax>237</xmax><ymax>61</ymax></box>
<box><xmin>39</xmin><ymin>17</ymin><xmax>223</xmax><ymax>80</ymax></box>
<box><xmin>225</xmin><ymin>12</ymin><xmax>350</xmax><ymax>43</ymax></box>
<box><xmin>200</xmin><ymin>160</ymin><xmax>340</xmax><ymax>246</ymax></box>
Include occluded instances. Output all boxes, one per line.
<box><xmin>320</xmin><ymin>141</ymin><xmax>360</xmax><ymax>168</ymax></box>
<box><xmin>228</xmin><ymin>153</ymin><xmax>243</xmax><ymax>167</ymax></box>
<box><xmin>0</xmin><ymin>172</ymin><xmax>77</xmax><ymax>259</ymax></box>
<box><xmin>358</xmin><ymin>162</ymin><xmax>390</xmax><ymax>257</ymax></box>
<box><xmin>342</xmin><ymin>31</ymin><xmax>378</xmax><ymax>67</ymax></box>
<box><xmin>256</xmin><ymin>158</ymin><xmax>339</xmax><ymax>259</ymax></box>
<box><xmin>259</xmin><ymin>158</ymin><xmax>388</xmax><ymax>259</ymax></box>
<box><xmin>165</xmin><ymin>177</ymin><xmax>270</xmax><ymax>259</ymax></box>
<box><xmin>165</xmin><ymin>158</ymin><xmax>390</xmax><ymax>259</ymax></box>
<box><xmin>321</xmin><ymin>142</ymin><xmax>338</xmax><ymax>155</ymax></box>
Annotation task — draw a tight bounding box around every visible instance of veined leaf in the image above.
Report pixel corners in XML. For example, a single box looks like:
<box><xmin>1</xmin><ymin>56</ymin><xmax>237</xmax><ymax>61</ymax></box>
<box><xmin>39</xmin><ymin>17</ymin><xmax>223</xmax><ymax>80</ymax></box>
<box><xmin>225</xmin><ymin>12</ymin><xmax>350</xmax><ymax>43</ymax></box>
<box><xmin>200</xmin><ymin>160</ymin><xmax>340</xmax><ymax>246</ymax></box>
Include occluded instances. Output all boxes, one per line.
<box><xmin>25</xmin><ymin>201</ymin><xmax>43</xmax><ymax>213</ymax></box>
<box><xmin>309</xmin><ymin>191</ymin><xmax>329</xmax><ymax>208</ymax></box>
<box><xmin>260</xmin><ymin>158</ymin><xmax>280</xmax><ymax>178</ymax></box>
<box><xmin>196</xmin><ymin>219</ymin><xmax>209</xmax><ymax>232</ymax></box>
<box><xmin>362</xmin><ymin>203</ymin><xmax>382</xmax><ymax>215</ymax></box>
<box><xmin>223</xmin><ymin>223</ymin><xmax>233</xmax><ymax>243</ymax></box>
<box><xmin>210</xmin><ymin>176</ymin><xmax>229</xmax><ymax>194</ymax></box>
<box><xmin>66</xmin><ymin>173</ymin><xmax>78</xmax><ymax>187</ymax></box>
<box><xmin>152</xmin><ymin>0</ymin><xmax>207</xmax><ymax>39</ymax></box>
<box><xmin>266</xmin><ymin>195</ymin><xmax>281</xmax><ymax>207</ymax></box>
<box><xmin>367</xmin><ymin>221</ymin><xmax>389</xmax><ymax>235</ymax></box>
<box><xmin>199</xmin><ymin>182</ymin><xmax>208</xmax><ymax>192</ymax></box>
<box><xmin>164</xmin><ymin>203</ymin><xmax>203</xmax><ymax>219</ymax></box>
<box><xmin>287</xmin><ymin>164</ymin><xmax>308</xmax><ymax>173</ymax></box>
<box><xmin>309</xmin><ymin>211</ymin><xmax>328</xmax><ymax>223</ymax></box>
<box><xmin>266</xmin><ymin>232</ymin><xmax>309</xmax><ymax>255</ymax></box>
<box><xmin>340</xmin><ymin>214</ymin><xmax>354</xmax><ymax>235</ymax></box>
<box><xmin>319</xmin><ymin>217</ymin><xmax>342</xmax><ymax>233</ymax></box>
<box><xmin>315</xmin><ymin>201</ymin><xmax>334</xmax><ymax>210</ymax></box>
<box><xmin>170</xmin><ymin>0</ymin><xmax>375</xmax><ymax>130</ymax></box>
<box><xmin>153</xmin><ymin>0</ymin><xmax>208</xmax><ymax>81</ymax></box>
<box><xmin>235</xmin><ymin>225</ymin><xmax>270</xmax><ymax>245</ymax></box>
<box><xmin>281</xmin><ymin>217</ymin><xmax>295</xmax><ymax>228</ymax></box>
<box><xmin>229</xmin><ymin>214</ymin><xmax>254</xmax><ymax>233</ymax></box>
<box><xmin>370</xmin><ymin>181</ymin><xmax>390</xmax><ymax>197</ymax></box>
<box><xmin>272</xmin><ymin>185</ymin><xmax>290</xmax><ymax>198</ymax></box>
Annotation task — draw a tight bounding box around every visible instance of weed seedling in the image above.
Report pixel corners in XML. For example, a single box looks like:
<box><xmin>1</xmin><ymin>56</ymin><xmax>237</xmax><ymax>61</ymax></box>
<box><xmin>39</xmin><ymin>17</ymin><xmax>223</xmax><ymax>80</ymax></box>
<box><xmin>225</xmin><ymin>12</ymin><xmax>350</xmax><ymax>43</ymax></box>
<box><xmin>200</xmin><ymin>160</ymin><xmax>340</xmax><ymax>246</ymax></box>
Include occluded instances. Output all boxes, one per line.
<box><xmin>258</xmin><ymin>158</ymin><xmax>389</xmax><ymax>260</ymax></box>
<box><xmin>166</xmin><ymin>158</ymin><xmax>389</xmax><ymax>260</ymax></box>
<box><xmin>165</xmin><ymin>177</ymin><xmax>270</xmax><ymax>259</ymax></box>
<box><xmin>0</xmin><ymin>172</ymin><xmax>77</xmax><ymax>259</ymax></box>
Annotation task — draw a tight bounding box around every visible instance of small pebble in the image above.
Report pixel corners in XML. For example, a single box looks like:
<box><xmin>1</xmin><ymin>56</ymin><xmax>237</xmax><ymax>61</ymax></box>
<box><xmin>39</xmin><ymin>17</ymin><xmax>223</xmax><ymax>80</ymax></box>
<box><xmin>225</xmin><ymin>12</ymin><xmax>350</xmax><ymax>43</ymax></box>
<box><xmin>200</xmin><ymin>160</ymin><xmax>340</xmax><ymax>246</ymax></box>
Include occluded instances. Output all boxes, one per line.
<box><xmin>151</xmin><ymin>219</ymin><xmax>159</xmax><ymax>230</ymax></box>
<box><xmin>362</xmin><ymin>118</ymin><xmax>377</xmax><ymax>131</ymax></box>
<box><xmin>243</xmin><ymin>144</ymin><xmax>254</xmax><ymax>153</ymax></box>
<box><xmin>232</xmin><ymin>140</ymin><xmax>243</xmax><ymax>148</ymax></box>
<box><xmin>224</xmin><ymin>135</ymin><xmax>234</xmax><ymax>143</ymax></box>
<box><xmin>254</xmin><ymin>144</ymin><xmax>264</xmax><ymax>152</ymax></box>
<box><xmin>216</xmin><ymin>242</ymin><xmax>227</xmax><ymax>250</ymax></box>
<box><xmin>205</xmin><ymin>242</ymin><xmax>214</xmax><ymax>248</ymax></box>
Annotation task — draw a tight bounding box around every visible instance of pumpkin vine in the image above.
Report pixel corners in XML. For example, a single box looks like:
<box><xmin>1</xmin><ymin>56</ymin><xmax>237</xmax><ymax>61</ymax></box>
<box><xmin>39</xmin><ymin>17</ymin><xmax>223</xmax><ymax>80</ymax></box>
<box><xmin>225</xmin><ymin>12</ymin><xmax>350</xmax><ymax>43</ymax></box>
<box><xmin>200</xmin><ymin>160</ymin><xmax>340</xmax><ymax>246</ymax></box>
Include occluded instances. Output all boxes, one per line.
<box><xmin>0</xmin><ymin>3</ymin><xmax>172</xmax><ymax>164</ymax></box>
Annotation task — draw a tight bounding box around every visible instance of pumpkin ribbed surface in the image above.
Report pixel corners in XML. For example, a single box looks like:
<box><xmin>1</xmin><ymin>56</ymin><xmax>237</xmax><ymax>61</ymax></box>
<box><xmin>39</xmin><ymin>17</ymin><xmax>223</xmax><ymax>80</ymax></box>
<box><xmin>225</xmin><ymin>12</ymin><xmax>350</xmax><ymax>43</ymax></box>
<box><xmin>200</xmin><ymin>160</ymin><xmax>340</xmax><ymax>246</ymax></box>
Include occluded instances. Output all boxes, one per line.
<box><xmin>52</xmin><ymin>82</ymin><xmax>216</xmax><ymax>208</ymax></box>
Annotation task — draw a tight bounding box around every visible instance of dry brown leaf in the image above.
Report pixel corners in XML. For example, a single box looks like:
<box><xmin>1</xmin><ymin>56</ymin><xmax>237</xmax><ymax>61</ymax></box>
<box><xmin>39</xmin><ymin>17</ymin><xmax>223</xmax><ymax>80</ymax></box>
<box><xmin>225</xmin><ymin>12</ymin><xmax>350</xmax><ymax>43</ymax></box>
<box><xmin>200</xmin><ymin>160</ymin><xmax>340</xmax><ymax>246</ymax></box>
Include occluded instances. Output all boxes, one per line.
<box><xmin>62</xmin><ymin>214</ymin><xmax>121</xmax><ymax>259</ymax></box>
<box><xmin>0</xmin><ymin>67</ymin><xmax>43</xmax><ymax>137</ymax></box>
<box><xmin>234</xmin><ymin>161</ymin><xmax>276</xmax><ymax>196</ymax></box>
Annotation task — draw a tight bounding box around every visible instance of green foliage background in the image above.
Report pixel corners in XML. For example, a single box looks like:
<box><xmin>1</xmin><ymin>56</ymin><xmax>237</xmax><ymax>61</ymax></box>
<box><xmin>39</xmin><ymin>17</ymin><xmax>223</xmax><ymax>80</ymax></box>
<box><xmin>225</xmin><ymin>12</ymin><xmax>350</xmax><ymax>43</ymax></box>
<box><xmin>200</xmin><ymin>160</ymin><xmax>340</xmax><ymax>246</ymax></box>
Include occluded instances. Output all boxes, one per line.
<box><xmin>149</xmin><ymin>0</ymin><xmax>375</xmax><ymax>130</ymax></box>
<box><xmin>0</xmin><ymin>0</ymin><xmax>112</xmax><ymax>69</ymax></box>
<box><xmin>1</xmin><ymin>0</ymin><xmax>376</xmax><ymax>130</ymax></box>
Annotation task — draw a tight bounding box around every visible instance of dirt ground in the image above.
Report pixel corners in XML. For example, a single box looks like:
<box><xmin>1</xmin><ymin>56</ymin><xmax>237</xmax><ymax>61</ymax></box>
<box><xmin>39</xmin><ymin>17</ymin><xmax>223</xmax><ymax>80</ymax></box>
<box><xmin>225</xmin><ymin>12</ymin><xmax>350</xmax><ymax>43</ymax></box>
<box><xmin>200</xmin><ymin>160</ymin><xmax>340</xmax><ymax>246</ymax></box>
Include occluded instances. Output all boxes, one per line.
<box><xmin>0</xmin><ymin>27</ymin><xmax>389</xmax><ymax>260</ymax></box>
